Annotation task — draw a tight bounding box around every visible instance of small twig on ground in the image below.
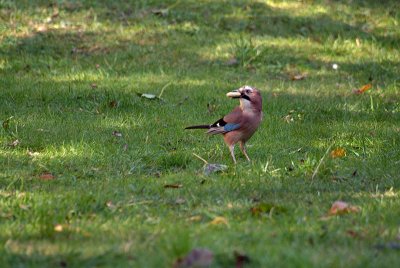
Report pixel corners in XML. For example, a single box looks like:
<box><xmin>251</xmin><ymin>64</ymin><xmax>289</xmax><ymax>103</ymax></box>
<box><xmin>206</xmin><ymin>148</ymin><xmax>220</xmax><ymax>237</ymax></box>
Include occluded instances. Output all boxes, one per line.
<box><xmin>311</xmin><ymin>144</ymin><xmax>333</xmax><ymax>182</ymax></box>
<box><xmin>192</xmin><ymin>153</ymin><xmax>208</xmax><ymax>164</ymax></box>
<box><xmin>158</xmin><ymin>82</ymin><xmax>172</xmax><ymax>99</ymax></box>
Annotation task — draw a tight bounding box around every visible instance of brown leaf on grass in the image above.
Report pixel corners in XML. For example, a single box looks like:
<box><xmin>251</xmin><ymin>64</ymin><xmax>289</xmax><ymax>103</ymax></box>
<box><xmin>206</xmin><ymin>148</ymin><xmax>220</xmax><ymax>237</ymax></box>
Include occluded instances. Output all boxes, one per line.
<box><xmin>234</xmin><ymin>251</ymin><xmax>251</xmax><ymax>268</ymax></box>
<box><xmin>174</xmin><ymin>248</ymin><xmax>213</xmax><ymax>268</ymax></box>
<box><xmin>164</xmin><ymin>184</ymin><xmax>183</xmax><ymax>189</ymax></box>
<box><xmin>330</xmin><ymin>148</ymin><xmax>346</xmax><ymax>158</ymax></box>
<box><xmin>329</xmin><ymin>200</ymin><xmax>360</xmax><ymax>216</ymax></box>
<box><xmin>209</xmin><ymin>216</ymin><xmax>228</xmax><ymax>226</ymax></box>
<box><xmin>90</xmin><ymin>83</ymin><xmax>97</xmax><ymax>89</ymax></box>
<box><xmin>39</xmin><ymin>172</ymin><xmax>55</xmax><ymax>180</ymax></box>
<box><xmin>353</xmin><ymin>83</ymin><xmax>372</xmax><ymax>94</ymax></box>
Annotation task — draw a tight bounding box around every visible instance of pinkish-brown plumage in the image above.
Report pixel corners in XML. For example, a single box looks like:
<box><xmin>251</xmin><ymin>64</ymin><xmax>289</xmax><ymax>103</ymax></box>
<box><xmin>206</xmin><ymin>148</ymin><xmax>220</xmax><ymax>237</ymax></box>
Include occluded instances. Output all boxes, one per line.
<box><xmin>185</xmin><ymin>85</ymin><xmax>263</xmax><ymax>163</ymax></box>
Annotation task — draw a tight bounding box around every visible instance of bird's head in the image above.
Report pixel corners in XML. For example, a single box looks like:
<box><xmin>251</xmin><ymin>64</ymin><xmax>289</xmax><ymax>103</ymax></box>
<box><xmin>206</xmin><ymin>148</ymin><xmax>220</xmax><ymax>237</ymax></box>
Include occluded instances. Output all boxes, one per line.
<box><xmin>226</xmin><ymin>85</ymin><xmax>262</xmax><ymax>112</ymax></box>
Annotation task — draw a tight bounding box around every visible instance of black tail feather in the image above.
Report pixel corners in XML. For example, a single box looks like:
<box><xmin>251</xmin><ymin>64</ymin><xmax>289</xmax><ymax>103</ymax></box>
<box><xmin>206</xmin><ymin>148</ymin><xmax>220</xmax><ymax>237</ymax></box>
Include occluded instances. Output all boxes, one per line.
<box><xmin>185</xmin><ymin>125</ymin><xmax>210</xmax><ymax>130</ymax></box>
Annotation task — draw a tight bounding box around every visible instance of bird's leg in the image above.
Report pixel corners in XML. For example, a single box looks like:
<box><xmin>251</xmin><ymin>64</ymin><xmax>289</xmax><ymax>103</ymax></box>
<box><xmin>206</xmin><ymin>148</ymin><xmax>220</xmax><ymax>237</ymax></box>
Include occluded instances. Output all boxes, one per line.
<box><xmin>239</xmin><ymin>141</ymin><xmax>251</xmax><ymax>162</ymax></box>
<box><xmin>229</xmin><ymin>145</ymin><xmax>237</xmax><ymax>164</ymax></box>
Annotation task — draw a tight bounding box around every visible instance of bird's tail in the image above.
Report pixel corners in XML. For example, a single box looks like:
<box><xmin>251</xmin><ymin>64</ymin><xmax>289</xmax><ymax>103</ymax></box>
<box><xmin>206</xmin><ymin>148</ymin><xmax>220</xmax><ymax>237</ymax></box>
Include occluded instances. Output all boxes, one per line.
<box><xmin>185</xmin><ymin>125</ymin><xmax>210</xmax><ymax>130</ymax></box>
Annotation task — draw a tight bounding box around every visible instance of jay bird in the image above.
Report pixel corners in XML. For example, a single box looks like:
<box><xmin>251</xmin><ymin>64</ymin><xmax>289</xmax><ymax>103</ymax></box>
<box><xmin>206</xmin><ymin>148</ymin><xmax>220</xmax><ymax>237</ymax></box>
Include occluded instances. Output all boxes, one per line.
<box><xmin>185</xmin><ymin>85</ymin><xmax>263</xmax><ymax>164</ymax></box>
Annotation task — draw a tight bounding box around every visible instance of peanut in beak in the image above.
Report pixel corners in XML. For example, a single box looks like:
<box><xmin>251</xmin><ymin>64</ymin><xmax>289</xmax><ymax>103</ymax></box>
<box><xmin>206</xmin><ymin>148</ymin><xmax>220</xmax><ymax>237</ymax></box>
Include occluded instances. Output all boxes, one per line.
<box><xmin>226</xmin><ymin>91</ymin><xmax>241</xmax><ymax>98</ymax></box>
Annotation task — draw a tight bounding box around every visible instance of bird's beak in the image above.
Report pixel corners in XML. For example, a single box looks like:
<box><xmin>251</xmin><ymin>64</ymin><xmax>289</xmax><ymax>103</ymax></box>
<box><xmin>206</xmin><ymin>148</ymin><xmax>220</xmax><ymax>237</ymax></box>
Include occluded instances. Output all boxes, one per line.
<box><xmin>226</xmin><ymin>90</ymin><xmax>241</xmax><ymax>98</ymax></box>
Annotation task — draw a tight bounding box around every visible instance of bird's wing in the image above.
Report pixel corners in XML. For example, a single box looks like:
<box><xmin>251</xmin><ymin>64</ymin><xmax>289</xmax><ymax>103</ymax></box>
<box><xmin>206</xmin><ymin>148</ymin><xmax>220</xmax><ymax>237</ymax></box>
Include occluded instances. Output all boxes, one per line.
<box><xmin>223</xmin><ymin>106</ymin><xmax>243</xmax><ymax>124</ymax></box>
<box><xmin>207</xmin><ymin>106</ymin><xmax>242</xmax><ymax>135</ymax></box>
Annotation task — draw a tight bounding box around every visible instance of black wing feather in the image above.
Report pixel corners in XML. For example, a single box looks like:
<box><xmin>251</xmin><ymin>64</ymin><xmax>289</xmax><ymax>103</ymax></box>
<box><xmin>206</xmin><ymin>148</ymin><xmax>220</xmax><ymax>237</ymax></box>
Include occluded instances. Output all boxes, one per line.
<box><xmin>210</xmin><ymin>118</ymin><xmax>227</xmax><ymax>128</ymax></box>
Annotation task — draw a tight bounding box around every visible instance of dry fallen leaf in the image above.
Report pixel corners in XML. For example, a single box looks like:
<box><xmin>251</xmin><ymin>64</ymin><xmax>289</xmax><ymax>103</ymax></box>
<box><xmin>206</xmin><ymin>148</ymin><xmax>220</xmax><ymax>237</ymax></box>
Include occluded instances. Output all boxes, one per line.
<box><xmin>353</xmin><ymin>83</ymin><xmax>372</xmax><ymax>94</ymax></box>
<box><xmin>39</xmin><ymin>172</ymin><xmax>55</xmax><ymax>180</ymax></box>
<box><xmin>330</xmin><ymin>148</ymin><xmax>346</xmax><ymax>158</ymax></box>
<box><xmin>329</xmin><ymin>200</ymin><xmax>360</xmax><ymax>215</ymax></box>
<box><xmin>174</xmin><ymin>248</ymin><xmax>213</xmax><ymax>268</ymax></box>
<box><xmin>210</xmin><ymin>216</ymin><xmax>228</xmax><ymax>226</ymax></box>
<box><xmin>164</xmin><ymin>184</ymin><xmax>183</xmax><ymax>189</ymax></box>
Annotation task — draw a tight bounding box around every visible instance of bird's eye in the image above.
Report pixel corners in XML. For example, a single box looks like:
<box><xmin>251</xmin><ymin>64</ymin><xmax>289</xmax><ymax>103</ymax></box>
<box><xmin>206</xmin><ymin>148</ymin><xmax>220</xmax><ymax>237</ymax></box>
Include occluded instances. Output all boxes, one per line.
<box><xmin>246</xmin><ymin>90</ymin><xmax>251</xmax><ymax>94</ymax></box>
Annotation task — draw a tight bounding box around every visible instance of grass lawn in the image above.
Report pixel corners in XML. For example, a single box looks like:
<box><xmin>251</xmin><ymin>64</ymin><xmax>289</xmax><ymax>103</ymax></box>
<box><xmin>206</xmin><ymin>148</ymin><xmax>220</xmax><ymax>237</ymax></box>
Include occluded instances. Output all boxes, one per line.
<box><xmin>1</xmin><ymin>0</ymin><xmax>400</xmax><ymax>267</ymax></box>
